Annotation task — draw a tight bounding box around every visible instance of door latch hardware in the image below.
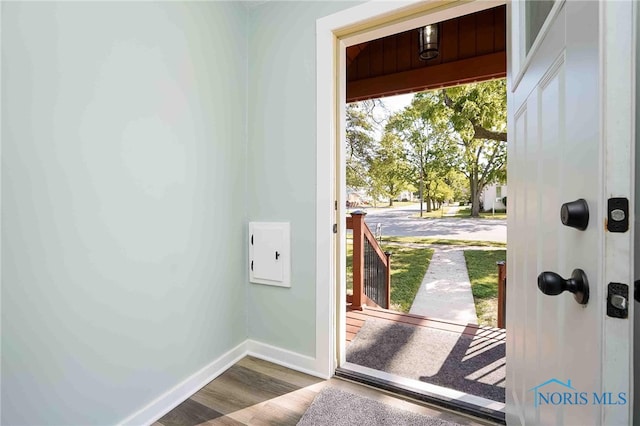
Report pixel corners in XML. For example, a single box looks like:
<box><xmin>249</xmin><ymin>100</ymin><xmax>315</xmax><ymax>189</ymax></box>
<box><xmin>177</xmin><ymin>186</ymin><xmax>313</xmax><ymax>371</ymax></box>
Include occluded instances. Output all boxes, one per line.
<box><xmin>275</xmin><ymin>251</ymin><xmax>280</xmax><ymax>260</ymax></box>
<box><xmin>537</xmin><ymin>269</ymin><xmax>589</xmax><ymax>305</ymax></box>
<box><xmin>560</xmin><ymin>199</ymin><xmax>589</xmax><ymax>230</ymax></box>
<box><xmin>610</xmin><ymin>294</ymin><xmax>627</xmax><ymax>311</ymax></box>
<box><xmin>607</xmin><ymin>283</ymin><xmax>628</xmax><ymax>318</ymax></box>
<box><xmin>607</xmin><ymin>198</ymin><xmax>629</xmax><ymax>232</ymax></box>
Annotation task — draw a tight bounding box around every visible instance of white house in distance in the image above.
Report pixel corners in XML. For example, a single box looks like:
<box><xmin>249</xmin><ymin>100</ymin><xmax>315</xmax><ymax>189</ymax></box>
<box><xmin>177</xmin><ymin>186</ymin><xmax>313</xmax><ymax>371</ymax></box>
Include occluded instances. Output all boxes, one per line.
<box><xmin>481</xmin><ymin>183</ymin><xmax>507</xmax><ymax>212</ymax></box>
<box><xmin>396</xmin><ymin>190</ymin><xmax>415</xmax><ymax>202</ymax></box>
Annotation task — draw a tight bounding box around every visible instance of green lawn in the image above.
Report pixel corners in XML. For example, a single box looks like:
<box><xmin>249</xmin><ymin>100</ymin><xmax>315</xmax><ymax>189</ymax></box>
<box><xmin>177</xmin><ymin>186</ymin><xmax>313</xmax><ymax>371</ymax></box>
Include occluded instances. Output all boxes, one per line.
<box><xmin>478</xmin><ymin>212</ymin><xmax>507</xmax><ymax>219</ymax></box>
<box><xmin>346</xmin><ymin>242</ymin><xmax>433</xmax><ymax>313</ymax></box>
<box><xmin>411</xmin><ymin>209</ymin><xmax>451</xmax><ymax>219</ymax></box>
<box><xmin>412</xmin><ymin>206</ymin><xmax>507</xmax><ymax>220</ymax></box>
<box><xmin>463</xmin><ymin>249</ymin><xmax>507</xmax><ymax>327</ymax></box>
<box><xmin>383</xmin><ymin>235</ymin><xmax>506</xmax><ymax>248</ymax></box>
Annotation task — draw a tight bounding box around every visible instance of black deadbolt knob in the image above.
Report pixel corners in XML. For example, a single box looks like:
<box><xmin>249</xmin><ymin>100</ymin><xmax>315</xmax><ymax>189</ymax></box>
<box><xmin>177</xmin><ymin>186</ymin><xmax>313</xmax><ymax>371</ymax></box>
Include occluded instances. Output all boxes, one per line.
<box><xmin>560</xmin><ymin>199</ymin><xmax>589</xmax><ymax>230</ymax></box>
<box><xmin>537</xmin><ymin>269</ymin><xmax>589</xmax><ymax>305</ymax></box>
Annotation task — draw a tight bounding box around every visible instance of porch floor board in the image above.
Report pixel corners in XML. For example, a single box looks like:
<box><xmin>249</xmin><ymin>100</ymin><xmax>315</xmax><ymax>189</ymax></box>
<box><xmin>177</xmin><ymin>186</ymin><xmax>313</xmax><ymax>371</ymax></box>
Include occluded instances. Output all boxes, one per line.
<box><xmin>346</xmin><ymin>306</ymin><xmax>505</xmax><ymax>343</ymax></box>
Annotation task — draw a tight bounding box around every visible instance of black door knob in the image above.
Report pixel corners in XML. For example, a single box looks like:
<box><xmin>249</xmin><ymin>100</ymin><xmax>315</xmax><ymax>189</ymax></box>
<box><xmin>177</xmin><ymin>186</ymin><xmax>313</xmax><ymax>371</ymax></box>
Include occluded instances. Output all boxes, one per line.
<box><xmin>560</xmin><ymin>199</ymin><xmax>589</xmax><ymax>230</ymax></box>
<box><xmin>537</xmin><ymin>269</ymin><xmax>589</xmax><ymax>305</ymax></box>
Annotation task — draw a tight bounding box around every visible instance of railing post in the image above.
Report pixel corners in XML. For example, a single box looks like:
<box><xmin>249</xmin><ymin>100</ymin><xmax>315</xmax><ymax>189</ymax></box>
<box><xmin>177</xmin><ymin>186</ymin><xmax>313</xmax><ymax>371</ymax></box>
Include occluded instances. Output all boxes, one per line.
<box><xmin>497</xmin><ymin>261</ymin><xmax>506</xmax><ymax>328</ymax></box>
<box><xmin>351</xmin><ymin>211</ymin><xmax>366</xmax><ymax>310</ymax></box>
<box><xmin>384</xmin><ymin>251</ymin><xmax>392</xmax><ymax>310</ymax></box>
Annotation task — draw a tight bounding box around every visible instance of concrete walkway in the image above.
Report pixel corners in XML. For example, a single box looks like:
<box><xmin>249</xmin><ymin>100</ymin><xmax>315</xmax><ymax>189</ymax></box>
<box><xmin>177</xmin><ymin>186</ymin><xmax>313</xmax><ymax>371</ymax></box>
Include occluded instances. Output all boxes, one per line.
<box><xmin>409</xmin><ymin>246</ymin><xmax>479</xmax><ymax>325</ymax></box>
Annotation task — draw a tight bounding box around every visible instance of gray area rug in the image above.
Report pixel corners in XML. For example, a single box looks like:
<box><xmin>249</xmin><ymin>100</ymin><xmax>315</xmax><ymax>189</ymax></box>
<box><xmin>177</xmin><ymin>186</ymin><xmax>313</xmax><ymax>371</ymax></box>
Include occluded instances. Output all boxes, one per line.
<box><xmin>346</xmin><ymin>317</ymin><xmax>505</xmax><ymax>402</ymax></box>
<box><xmin>297</xmin><ymin>386</ymin><xmax>461</xmax><ymax>425</ymax></box>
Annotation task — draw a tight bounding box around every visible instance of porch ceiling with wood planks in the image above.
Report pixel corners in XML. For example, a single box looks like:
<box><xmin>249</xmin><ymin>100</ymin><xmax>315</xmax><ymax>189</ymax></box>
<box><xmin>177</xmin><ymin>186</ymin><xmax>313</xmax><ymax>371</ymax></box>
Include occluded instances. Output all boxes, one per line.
<box><xmin>346</xmin><ymin>5</ymin><xmax>506</xmax><ymax>103</ymax></box>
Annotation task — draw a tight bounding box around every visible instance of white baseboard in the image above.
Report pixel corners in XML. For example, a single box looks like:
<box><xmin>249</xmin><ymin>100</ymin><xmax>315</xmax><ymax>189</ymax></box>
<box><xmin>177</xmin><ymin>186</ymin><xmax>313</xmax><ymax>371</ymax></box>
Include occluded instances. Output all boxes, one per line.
<box><xmin>118</xmin><ymin>339</ymin><xmax>328</xmax><ymax>425</ymax></box>
<box><xmin>118</xmin><ymin>341</ymin><xmax>248</xmax><ymax>426</ymax></box>
<box><xmin>246</xmin><ymin>339</ymin><xmax>330</xmax><ymax>380</ymax></box>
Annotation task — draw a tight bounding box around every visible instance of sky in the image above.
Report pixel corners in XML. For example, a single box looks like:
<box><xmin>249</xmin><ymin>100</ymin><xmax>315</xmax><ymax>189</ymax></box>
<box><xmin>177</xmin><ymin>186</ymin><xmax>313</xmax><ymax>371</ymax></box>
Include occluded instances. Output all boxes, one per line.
<box><xmin>367</xmin><ymin>92</ymin><xmax>414</xmax><ymax>136</ymax></box>
<box><xmin>379</xmin><ymin>93</ymin><xmax>414</xmax><ymax>113</ymax></box>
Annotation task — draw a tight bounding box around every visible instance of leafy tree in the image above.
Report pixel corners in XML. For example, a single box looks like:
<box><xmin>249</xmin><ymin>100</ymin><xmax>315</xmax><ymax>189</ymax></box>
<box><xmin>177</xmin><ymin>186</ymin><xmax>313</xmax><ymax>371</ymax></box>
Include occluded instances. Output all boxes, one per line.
<box><xmin>412</xmin><ymin>79</ymin><xmax>507</xmax><ymax>217</ymax></box>
<box><xmin>444</xmin><ymin>169</ymin><xmax>470</xmax><ymax>204</ymax></box>
<box><xmin>429</xmin><ymin>177</ymin><xmax>453</xmax><ymax>210</ymax></box>
<box><xmin>443</xmin><ymin>80</ymin><xmax>507</xmax><ymax>216</ymax></box>
<box><xmin>459</xmin><ymin>133</ymin><xmax>506</xmax><ymax>216</ymax></box>
<box><xmin>345</xmin><ymin>100</ymin><xmax>390</xmax><ymax>191</ymax></box>
<box><xmin>345</xmin><ymin>104</ymin><xmax>375</xmax><ymax>189</ymax></box>
<box><xmin>386</xmin><ymin>96</ymin><xmax>458</xmax><ymax>215</ymax></box>
<box><xmin>368</xmin><ymin>132</ymin><xmax>411</xmax><ymax>206</ymax></box>
<box><xmin>347</xmin><ymin>79</ymin><xmax>506</xmax><ymax>217</ymax></box>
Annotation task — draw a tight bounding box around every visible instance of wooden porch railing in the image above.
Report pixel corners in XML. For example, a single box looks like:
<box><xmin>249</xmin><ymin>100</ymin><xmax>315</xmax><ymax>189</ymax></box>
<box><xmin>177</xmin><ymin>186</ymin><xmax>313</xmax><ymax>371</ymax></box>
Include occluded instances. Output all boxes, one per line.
<box><xmin>497</xmin><ymin>261</ymin><xmax>506</xmax><ymax>329</ymax></box>
<box><xmin>347</xmin><ymin>211</ymin><xmax>391</xmax><ymax>310</ymax></box>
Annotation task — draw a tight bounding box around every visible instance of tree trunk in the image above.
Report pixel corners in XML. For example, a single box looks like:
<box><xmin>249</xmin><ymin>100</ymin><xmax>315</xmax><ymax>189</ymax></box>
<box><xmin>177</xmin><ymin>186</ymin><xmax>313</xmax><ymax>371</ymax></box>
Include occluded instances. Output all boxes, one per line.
<box><xmin>469</xmin><ymin>170</ymin><xmax>481</xmax><ymax>217</ymax></box>
<box><xmin>471</xmin><ymin>189</ymin><xmax>481</xmax><ymax>217</ymax></box>
<box><xmin>389</xmin><ymin>197</ymin><xmax>394</xmax><ymax>207</ymax></box>
<box><xmin>419</xmin><ymin>152</ymin><xmax>424</xmax><ymax>217</ymax></box>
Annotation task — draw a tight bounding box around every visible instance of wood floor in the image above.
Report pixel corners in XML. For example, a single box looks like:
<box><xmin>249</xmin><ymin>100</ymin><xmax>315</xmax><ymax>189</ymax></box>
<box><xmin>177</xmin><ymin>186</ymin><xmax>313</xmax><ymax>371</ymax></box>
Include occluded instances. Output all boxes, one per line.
<box><xmin>155</xmin><ymin>356</ymin><xmax>498</xmax><ymax>426</ymax></box>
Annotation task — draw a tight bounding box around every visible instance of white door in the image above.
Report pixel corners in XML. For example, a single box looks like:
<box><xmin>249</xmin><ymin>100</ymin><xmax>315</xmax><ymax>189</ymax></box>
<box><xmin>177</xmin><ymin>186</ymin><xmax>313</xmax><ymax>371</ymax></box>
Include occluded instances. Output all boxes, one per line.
<box><xmin>507</xmin><ymin>1</ymin><xmax>635</xmax><ymax>425</ymax></box>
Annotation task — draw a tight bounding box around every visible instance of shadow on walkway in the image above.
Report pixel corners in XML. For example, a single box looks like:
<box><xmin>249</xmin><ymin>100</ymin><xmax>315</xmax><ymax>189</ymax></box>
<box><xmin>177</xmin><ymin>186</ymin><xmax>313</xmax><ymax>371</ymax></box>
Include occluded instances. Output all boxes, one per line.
<box><xmin>346</xmin><ymin>315</ymin><xmax>505</xmax><ymax>402</ymax></box>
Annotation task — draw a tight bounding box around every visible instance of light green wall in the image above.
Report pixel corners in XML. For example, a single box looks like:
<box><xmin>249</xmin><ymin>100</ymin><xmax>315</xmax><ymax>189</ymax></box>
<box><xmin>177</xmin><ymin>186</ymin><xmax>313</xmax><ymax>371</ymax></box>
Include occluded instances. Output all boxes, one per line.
<box><xmin>1</xmin><ymin>2</ymin><xmax>247</xmax><ymax>424</ymax></box>
<box><xmin>246</xmin><ymin>1</ymin><xmax>358</xmax><ymax>356</ymax></box>
<box><xmin>2</xmin><ymin>0</ymin><xmax>379</xmax><ymax>421</ymax></box>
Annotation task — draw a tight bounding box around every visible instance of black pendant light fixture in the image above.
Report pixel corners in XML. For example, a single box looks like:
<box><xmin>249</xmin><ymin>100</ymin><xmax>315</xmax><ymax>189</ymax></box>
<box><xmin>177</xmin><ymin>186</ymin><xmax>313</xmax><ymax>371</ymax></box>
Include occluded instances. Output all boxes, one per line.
<box><xmin>418</xmin><ymin>23</ymin><xmax>440</xmax><ymax>61</ymax></box>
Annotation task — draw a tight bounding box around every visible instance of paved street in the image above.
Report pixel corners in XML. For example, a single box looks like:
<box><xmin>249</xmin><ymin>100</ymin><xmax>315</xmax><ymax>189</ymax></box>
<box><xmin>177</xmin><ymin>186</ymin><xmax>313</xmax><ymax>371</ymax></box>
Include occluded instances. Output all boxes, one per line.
<box><xmin>352</xmin><ymin>203</ymin><xmax>506</xmax><ymax>243</ymax></box>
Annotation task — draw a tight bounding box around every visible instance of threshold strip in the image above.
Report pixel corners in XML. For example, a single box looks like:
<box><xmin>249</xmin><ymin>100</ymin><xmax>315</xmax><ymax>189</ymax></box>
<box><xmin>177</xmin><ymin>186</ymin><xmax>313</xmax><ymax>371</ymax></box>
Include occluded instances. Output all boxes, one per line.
<box><xmin>335</xmin><ymin>362</ymin><xmax>506</xmax><ymax>425</ymax></box>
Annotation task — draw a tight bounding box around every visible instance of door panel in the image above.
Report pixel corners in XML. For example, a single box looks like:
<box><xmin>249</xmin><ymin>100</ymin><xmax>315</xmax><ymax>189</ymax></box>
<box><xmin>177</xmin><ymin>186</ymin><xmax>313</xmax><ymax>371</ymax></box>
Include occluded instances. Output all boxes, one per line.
<box><xmin>538</xmin><ymin>59</ymin><xmax>566</xmax><ymax>425</ymax></box>
<box><xmin>507</xmin><ymin>1</ymin><xmax>634</xmax><ymax>424</ymax></box>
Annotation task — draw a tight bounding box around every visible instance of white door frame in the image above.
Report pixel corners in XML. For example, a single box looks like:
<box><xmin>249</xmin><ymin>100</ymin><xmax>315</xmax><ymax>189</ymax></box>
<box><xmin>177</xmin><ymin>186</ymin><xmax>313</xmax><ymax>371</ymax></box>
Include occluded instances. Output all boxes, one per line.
<box><xmin>315</xmin><ymin>0</ymin><xmax>505</xmax><ymax>377</ymax></box>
